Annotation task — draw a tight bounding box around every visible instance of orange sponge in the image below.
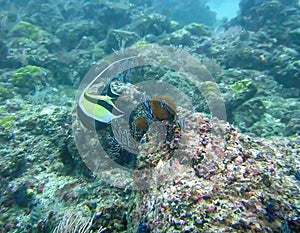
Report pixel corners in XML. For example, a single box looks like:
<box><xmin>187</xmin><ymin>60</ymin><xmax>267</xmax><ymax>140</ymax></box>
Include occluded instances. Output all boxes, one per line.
<box><xmin>150</xmin><ymin>95</ymin><xmax>176</xmax><ymax>121</ymax></box>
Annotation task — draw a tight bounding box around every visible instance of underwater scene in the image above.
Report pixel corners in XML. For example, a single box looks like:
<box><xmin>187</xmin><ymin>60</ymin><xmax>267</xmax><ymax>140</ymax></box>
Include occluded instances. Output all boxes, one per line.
<box><xmin>0</xmin><ymin>0</ymin><xmax>300</xmax><ymax>232</ymax></box>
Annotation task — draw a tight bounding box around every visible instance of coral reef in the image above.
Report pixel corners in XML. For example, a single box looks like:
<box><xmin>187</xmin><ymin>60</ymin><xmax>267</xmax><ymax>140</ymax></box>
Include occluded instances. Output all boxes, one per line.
<box><xmin>130</xmin><ymin>13</ymin><xmax>176</xmax><ymax>38</ymax></box>
<box><xmin>105</xmin><ymin>29</ymin><xmax>140</xmax><ymax>53</ymax></box>
<box><xmin>0</xmin><ymin>0</ymin><xmax>299</xmax><ymax>232</ymax></box>
<box><xmin>224</xmin><ymin>0</ymin><xmax>300</xmax><ymax>88</ymax></box>
<box><xmin>127</xmin><ymin>110</ymin><xmax>300</xmax><ymax>232</ymax></box>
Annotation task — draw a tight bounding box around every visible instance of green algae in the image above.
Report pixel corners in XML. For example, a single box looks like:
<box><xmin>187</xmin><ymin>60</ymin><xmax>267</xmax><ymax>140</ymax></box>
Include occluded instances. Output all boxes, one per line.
<box><xmin>184</xmin><ymin>23</ymin><xmax>211</xmax><ymax>37</ymax></box>
<box><xmin>0</xmin><ymin>87</ymin><xmax>13</xmax><ymax>101</ymax></box>
<box><xmin>230</xmin><ymin>79</ymin><xmax>252</xmax><ymax>93</ymax></box>
<box><xmin>0</xmin><ymin>115</ymin><xmax>14</xmax><ymax>129</ymax></box>
<box><xmin>11</xmin><ymin>65</ymin><xmax>43</xmax><ymax>87</ymax></box>
<box><xmin>170</xmin><ymin>20</ymin><xmax>179</xmax><ymax>30</ymax></box>
<box><xmin>163</xmin><ymin>28</ymin><xmax>193</xmax><ymax>46</ymax></box>
<box><xmin>134</xmin><ymin>40</ymin><xmax>149</xmax><ymax>48</ymax></box>
<box><xmin>11</xmin><ymin>21</ymin><xmax>41</xmax><ymax>41</ymax></box>
<box><xmin>15</xmin><ymin>37</ymin><xmax>32</xmax><ymax>44</ymax></box>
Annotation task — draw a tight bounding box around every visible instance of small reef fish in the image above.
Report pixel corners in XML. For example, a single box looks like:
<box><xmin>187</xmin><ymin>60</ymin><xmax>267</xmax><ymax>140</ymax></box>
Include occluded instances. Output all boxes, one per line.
<box><xmin>77</xmin><ymin>57</ymin><xmax>136</xmax><ymax>129</ymax></box>
<box><xmin>77</xmin><ymin>56</ymin><xmax>181</xmax><ymax>135</ymax></box>
<box><xmin>77</xmin><ymin>87</ymin><xmax>123</xmax><ymax>129</ymax></box>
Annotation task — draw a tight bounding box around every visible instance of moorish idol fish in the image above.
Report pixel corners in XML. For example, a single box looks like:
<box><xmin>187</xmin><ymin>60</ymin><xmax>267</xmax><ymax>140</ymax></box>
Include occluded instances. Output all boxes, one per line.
<box><xmin>77</xmin><ymin>57</ymin><xmax>136</xmax><ymax>129</ymax></box>
<box><xmin>77</xmin><ymin>87</ymin><xmax>124</xmax><ymax>129</ymax></box>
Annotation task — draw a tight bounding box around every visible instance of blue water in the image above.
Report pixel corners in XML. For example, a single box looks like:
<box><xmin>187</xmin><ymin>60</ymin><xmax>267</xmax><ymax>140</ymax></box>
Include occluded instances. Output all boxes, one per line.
<box><xmin>207</xmin><ymin>0</ymin><xmax>240</xmax><ymax>19</ymax></box>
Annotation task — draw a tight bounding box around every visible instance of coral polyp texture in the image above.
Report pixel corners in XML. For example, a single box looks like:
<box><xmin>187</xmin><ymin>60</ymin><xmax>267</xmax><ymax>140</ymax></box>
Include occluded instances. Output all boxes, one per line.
<box><xmin>127</xmin><ymin>110</ymin><xmax>300</xmax><ymax>232</ymax></box>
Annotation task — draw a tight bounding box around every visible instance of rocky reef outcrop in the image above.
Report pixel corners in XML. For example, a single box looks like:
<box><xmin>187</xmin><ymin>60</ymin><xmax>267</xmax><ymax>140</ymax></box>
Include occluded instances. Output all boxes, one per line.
<box><xmin>126</xmin><ymin>109</ymin><xmax>300</xmax><ymax>232</ymax></box>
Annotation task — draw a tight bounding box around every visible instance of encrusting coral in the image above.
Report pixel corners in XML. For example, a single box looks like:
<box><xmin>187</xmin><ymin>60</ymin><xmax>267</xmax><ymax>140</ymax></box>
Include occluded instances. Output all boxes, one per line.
<box><xmin>127</xmin><ymin>108</ymin><xmax>300</xmax><ymax>232</ymax></box>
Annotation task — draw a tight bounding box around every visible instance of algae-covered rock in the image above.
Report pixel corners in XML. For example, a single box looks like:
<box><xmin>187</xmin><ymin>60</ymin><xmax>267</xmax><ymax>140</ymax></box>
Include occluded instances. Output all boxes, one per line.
<box><xmin>230</xmin><ymin>79</ymin><xmax>252</xmax><ymax>93</ymax></box>
<box><xmin>22</xmin><ymin>1</ymin><xmax>64</xmax><ymax>32</ymax></box>
<box><xmin>11</xmin><ymin>65</ymin><xmax>53</xmax><ymax>94</ymax></box>
<box><xmin>0</xmin><ymin>114</ymin><xmax>14</xmax><ymax>142</ymax></box>
<box><xmin>10</xmin><ymin>21</ymin><xmax>60</xmax><ymax>53</ymax></box>
<box><xmin>131</xmin><ymin>13</ymin><xmax>176</xmax><ymax>37</ymax></box>
<box><xmin>232</xmin><ymin>98</ymin><xmax>266</xmax><ymax>129</ymax></box>
<box><xmin>92</xmin><ymin>1</ymin><xmax>131</xmax><ymax>29</ymax></box>
<box><xmin>56</xmin><ymin>20</ymin><xmax>100</xmax><ymax>51</ymax></box>
<box><xmin>285</xmin><ymin>114</ymin><xmax>300</xmax><ymax>136</ymax></box>
<box><xmin>12</xmin><ymin>65</ymin><xmax>41</xmax><ymax>86</ymax></box>
<box><xmin>226</xmin><ymin>79</ymin><xmax>257</xmax><ymax>118</ymax></box>
<box><xmin>126</xmin><ymin>110</ymin><xmax>300</xmax><ymax>232</ymax></box>
<box><xmin>274</xmin><ymin>60</ymin><xmax>300</xmax><ymax>88</ymax></box>
<box><xmin>223</xmin><ymin>46</ymin><xmax>272</xmax><ymax>71</ymax></box>
<box><xmin>267</xmin><ymin>46</ymin><xmax>300</xmax><ymax>88</ymax></box>
<box><xmin>237</xmin><ymin>0</ymin><xmax>300</xmax><ymax>45</ymax></box>
<box><xmin>0</xmin><ymin>94</ymin><xmax>130</xmax><ymax>231</ymax></box>
<box><xmin>104</xmin><ymin>29</ymin><xmax>140</xmax><ymax>53</ymax></box>
<box><xmin>0</xmin><ymin>39</ymin><xmax>8</xmax><ymax>62</ymax></box>
<box><xmin>0</xmin><ymin>87</ymin><xmax>13</xmax><ymax>102</ymax></box>
<box><xmin>245</xmin><ymin>95</ymin><xmax>300</xmax><ymax>137</ymax></box>
<box><xmin>11</xmin><ymin>21</ymin><xmax>43</xmax><ymax>41</ymax></box>
<box><xmin>184</xmin><ymin>23</ymin><xmax>211</xmax><ymax>37</ymax></box>
<box><xmin>0</xmin><ymin>115</ymin><xmax>14</xmax><ymax>130</ymax></box>
<box><xmin>162</xmin><ymin>28</ymin><xmax>193</xmax><ymax>46</ymax></box>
